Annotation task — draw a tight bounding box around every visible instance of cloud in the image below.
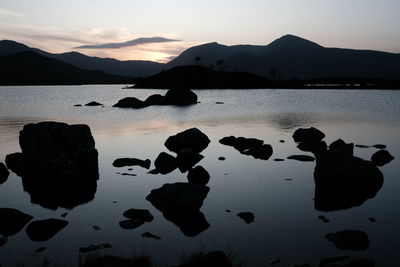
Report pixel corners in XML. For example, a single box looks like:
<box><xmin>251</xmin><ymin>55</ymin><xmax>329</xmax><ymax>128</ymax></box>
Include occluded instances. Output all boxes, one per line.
<box><xmin>0</xmin><ymin>8</ymin><xmax>24</xmax><ymax>17</ymax></box>
<box><xmin>75</xmin><ymin>37</ymin><xmax>180</xmax><ymax>49</ymax></box>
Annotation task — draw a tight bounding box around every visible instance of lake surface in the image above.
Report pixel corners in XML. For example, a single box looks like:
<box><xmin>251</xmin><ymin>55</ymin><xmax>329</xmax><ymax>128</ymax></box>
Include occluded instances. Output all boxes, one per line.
<box><xmin>0</xmin><ymin>85</ymin><xmax>399</xmax><ymax>267</ymax></box>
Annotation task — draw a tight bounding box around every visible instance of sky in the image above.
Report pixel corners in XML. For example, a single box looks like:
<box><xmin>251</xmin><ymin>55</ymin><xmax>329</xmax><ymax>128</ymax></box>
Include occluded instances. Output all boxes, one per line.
<box><xmin>0</xmin><ymin>0</ymin><xmax>399</xmax><ymax>62</ymax></box>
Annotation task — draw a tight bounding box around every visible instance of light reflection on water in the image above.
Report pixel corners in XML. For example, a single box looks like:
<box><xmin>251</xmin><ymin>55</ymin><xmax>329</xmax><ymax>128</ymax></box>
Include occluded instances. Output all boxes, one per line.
<box><xmin>0</xmin><ymin>85</ymin><xmax>399</xmax><ymax>266</ymax></box>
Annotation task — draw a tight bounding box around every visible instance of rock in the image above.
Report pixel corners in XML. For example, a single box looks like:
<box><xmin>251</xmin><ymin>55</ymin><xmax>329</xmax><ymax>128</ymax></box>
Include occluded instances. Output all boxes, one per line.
<box><xmin>355</xmin><ymin>144</ymin><xmax>369</xmax><ymax>148</ymax></box>
<box><xmin>60</xmin><ymin>213</ymin><xmax>68</xmax><ymax>218</ymax></box>
<box><xmin>79</xmin><ymin>243</ymin><xmax>112</xmax><ymax>253</ymax></box>
<box><xmin>368</xmin><ymin>217</ymin><xmax>376</xmax><ymax>222</ymax></box>
<box><xmin>5</xmin><ymin>152</ymin><xmax>25</xmax><ymax>177</ymax></box>
<box><xmin>35</xmin><ymin>247</ymin><xmax>46</xmax><ymax>253</ymax></box>
<box><xmin>237</xmin><ymin>212</ymin><xmax>255</xmax><ymax>224</ymax></box>
<box><xmin>279</xmin><ymin>140</ymin><xmax>285</xmax><ymax>143</ymax></box>
<box><xmin>225</xmin><ymin>209</ymin><xmax>231</xmax><ymax>213</ymax></box>
<box><xmin>176</xmin><ymin>151</ymin><xmax>204</xmax><ymax>173</ymax></box>
<box><xmin>293</xmin><ymin>127</ymin><xmax>325</xmax><ymax>143</ymax></box>
<box><xmin>287</xmin><ymin>155</ymin><xmax>315</xmax><ymax>162</ymax></box>
<box><xmin>241</xmin><ymin>144</ymin><xmax>273</xmax><ymax>160</ymax></box>
<box><xmin>119</xmin><ymin>173</ymin><xmax>136</xmax><ymax>176</ymax></box>
<box><xmin>329</xmin><ymin>139</ymin><xmax>354</xmax><ymax>157</ymax></box>
<box><xmin>153</xmin><ymin>152</ymin><xmax>178</xmax><ymax>174</ymax></box>
<box><xmin>232</xmin><ymin>137</ymin><xmax>264</xmax><ymax>153</ymax></box>
<box><xmin>85</xmin><ymin>101</ymin><xmax>103</xmax><ymax>106</ymax></box>
<box><xmin>297</xmin><ymin>140</ymin><xmax>327</xmax><ymax>154</ymax></box>
<box><xmin>325</xmin><ymin>230</ymin><xmax>369</xmax><ymax>251</ymax></box>
<box><xmin>26</xmin><ymin>219</ymin><xmax>69</xmax><ymax>242</ymax></box>
<box><xmin>163</xmin><ymin>88</ymin><xmax>198</xmax><ymax>106</ymax></box>
<box><xmin>218</xmin><ymin>157</ymin><xmax>226</xmax><ymax>161</ymax></box>
<box><xmin>371</xmin><ymin>150</ymin><xmax>394</xmax><ymax>166</ymax></box>
<box><xmin>274</xmin><ymin>158</ymin><xmax>285</xmax><ymax>161</ymax></box>
<box><xmin>123</xmin><ymin>209</ymin><xmax>154</xmax><ymax>222</ymax></box>
<box><xmin>119</xmin><ymin>220</ymin><xmax>146</xmax><ymax>230</ymax></box>
<box><xmin>92</xmin><ymin>225</ymin><xmax>101</xmax><ymax>231</ymax></box>
<box><xmin>219</xmin><ymin>136</ymin><xmax>237</xmax><ymax>146</ymax></box>
<box><xmin>112</xmin><ymin>158</ymin><xmax>151</xmax><ymax>169</ymax></box>
<box><xmin>142</xmin><ymin>232</ymin><xmax>161</xmax><ymax>240</ymax></box>
<box><xmin>187</xmin><ymin>166</ymin><xmax>210</xmax><ymax>185</ymax></box>
<box><xmin>0</xmin><ymin>208</ymin><xmax>33</xmax><ymax>236</ymax></box>
<box><xmin>0</xmin><ymin>162</ymin><xmax>9</xmax><ymax>185</ymax></box>
<box><xmin>144</xmin><ymin>94</ymin><xmax>164</xmax><ymax>106</ymax></box>
<box><xmin>165</xmin><ymin>128</ymin><xmax>210</xmax><ymax>154</ymax></box>
<box><xmin>0</xmin><ymin>235</ymin><xmax>7</xmax><ymax>247</ymax></box>
<box><xmin>74</xmin><ymin>104</ymin><xmax>82</xmax><ymax>107</ymax></box>
<box><xmin>216</xmin><ymin>101</ymin><xmax>224</xmax><ymax>104</ymax></box>
<box><xmin>113</xmin><ymin>97</ymin><xmax>146</xmax><ymax>108</ymax></box>
<box><xmin>319</xmin><ymin>256</ymin><xmax>374</xmax><ymax>267</ymax></box>
<box><xmin>146</xmin><ymin>182</ymin><xmax>210</xmax><ymax>236</ymax></box>
<box><xmin>371</xmin><ymin>144</ymin><xmax>386</xmax><ymax>149</ymax></box>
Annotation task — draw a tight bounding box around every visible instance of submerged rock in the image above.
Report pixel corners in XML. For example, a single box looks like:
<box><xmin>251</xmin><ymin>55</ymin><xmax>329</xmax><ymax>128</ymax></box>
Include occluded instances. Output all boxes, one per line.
<box><xmin>113</xmin><ymin>97</ymin><xmax>146</xmax><ymax>108</ymax></box>
<box><xmin>123</xmin><ymin>209</ymin><xmax>154</xmax><ymax>222</ymax></box>
<box><xmin>319</xmin><ymin>256</ymin><xmax>374</xmax><ymax>267</ymax></box>
<box><xmin>219</xmin><ymin>136</ymin><xmax>272</xmax><ymax>159</ymax></box>
<box><xmin>0</xmin><ymin>162</ymin><xmax>9</xmax><ymax>185</ymax></box>
<box><xmin>237</xmin><ymin>212</ymin><xmax>255</xmax><ymax>224</ymax></box>
<box><xmin>371</xmin><ymin>150</ymin><xmax>394</xmax><ymax>166</ymax></box>
<box><xmin>79</xmin><ymin>243</ymin><xmax>112</xmax><ymax>253</ymax></box>
<box><xmin>26</xmin><ymin>218</ymin><xmax>69</xmax><ymax>242</ymax></box>
<box><xmin>163</xmin><ymin>88</ymin><xmax>198</xmax><ymax>106</ymax></box>
<box><xmin>325</xmin><ymin>230</ymin><xmax>370</xmax><ymax>251</ymax></box>
<box><xmin>0</xmin><ymin>208</ymin><xmax>33</xmax><ymax>236</ymax></box>
<box><xmin>287</xmin><ymin>155</ymin><xmax>315</xmax><ymax>162</ymax></box>
<box><xmin>146</xmin><ymin>182</ymin><xmax>210</xmax><ymax>236</ymax></box>
<box><xmin>187</xmin><ymin>166</ymin><xmax>210</xmax><ymax>185</ymax></box>
<box><xmin>85</xmin><ymin>101</ymin><xmax>103</xmax><ymax>106</ymax></box>
<box><xmin>112</xmin><ymin>158</ymin><xmax>151</xmax><ymax>169</ymax></box>
<box><xmin>153</xmin><ymin>152</ymin><xmax>178</xmax><ymax>174</ymax></box>
<box><xmin>165</xmin><ymin>128</ymin><xmax>210</xmax><ymax>154</ymax></box>
<box><xmin>292</xmin><ymin>127</ymin><xmax>325</xmax><ymax>143</ymax></box>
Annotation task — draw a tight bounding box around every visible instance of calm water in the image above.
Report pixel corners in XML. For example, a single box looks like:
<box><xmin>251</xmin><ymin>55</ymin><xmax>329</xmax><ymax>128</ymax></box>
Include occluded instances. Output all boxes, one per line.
<box><xmin>0</xmin><ymin>85</ymin><xmax>399</xmax><ymax>267</ymax></box>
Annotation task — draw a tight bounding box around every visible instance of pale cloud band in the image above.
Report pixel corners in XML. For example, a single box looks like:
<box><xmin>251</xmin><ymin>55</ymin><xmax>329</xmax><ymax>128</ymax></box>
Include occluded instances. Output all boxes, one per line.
<box><xmin>0</xmin><ymin>8</ymin><xmax>24</xmax><ymax>17</ymax></box>
<box><xmin>75</xmin><ymin>37</ymin><xmax>180</xmax><ymax>49</ymax></box>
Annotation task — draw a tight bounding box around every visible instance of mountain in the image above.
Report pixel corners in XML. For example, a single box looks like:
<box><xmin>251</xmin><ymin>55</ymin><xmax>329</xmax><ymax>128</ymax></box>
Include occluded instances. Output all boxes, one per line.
<box><xmin>0</xmin><ymin>51</ymin><xmax>133</xmax><ymax>85</ymax></box>
<box><xmin>0</xmin><ymin>40</ymin><xmax>163</xmax><ymax>77</ymax></box>
<box><xmin>167</xmin><ymin>34</ymin><xmax>400</xmax><ymax>80</ymax></box>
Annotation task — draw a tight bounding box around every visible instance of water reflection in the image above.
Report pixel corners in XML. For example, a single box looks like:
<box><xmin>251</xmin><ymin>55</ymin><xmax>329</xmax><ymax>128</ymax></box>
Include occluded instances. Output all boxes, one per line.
<box><xmin>268</xmin><ymin>112</ymin><xmax>317</xmax><ymax>131</ymax></box>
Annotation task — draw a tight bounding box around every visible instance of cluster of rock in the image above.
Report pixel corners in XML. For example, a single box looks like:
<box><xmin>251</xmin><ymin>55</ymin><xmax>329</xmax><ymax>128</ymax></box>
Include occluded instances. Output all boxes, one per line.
<box><xmin>219</xmin><ymin>136</ymin><xmax>273</xmax><ymax>160</ymax></box>
<box><xmin>113</xmin><ymin>88</ymin><xmax>198</xmax><ymax>109</ymax></box>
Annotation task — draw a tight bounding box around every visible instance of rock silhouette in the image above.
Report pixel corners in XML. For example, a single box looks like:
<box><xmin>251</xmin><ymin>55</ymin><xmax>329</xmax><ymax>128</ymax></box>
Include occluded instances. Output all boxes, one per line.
<box><xmin>0</xmin><ymin>162</ymin><xmax>9</xmax><ymax>185</ymax></box>
<box><xmin>187</xmin><ymin>166</ymin><xmax>210</xmax><ymax>185</ymax></box>
<box><xmin>26</xmin><ymin>218</ymin><xmax>69</xmax><ymax>242</ymax></box>
<box><xmin>165</xmin><ymin>128</ymin><xmax>210</xmax><ymax>154</ymax></box>
<box><xmin>85</xmin><ymin>101</ymin><xmax>103</xmax><ymax>106</ymax></box>
<box><xmin>325</xmin><ymin>230</ymin><xmax>370</xmax><ymax>251</ymax></box>
<box><xmin>112</xmin><ymin>158</ymin><xmax>151</xmax><ymax>169</ymax></box>
<box><xmin>176</xmin><ymin>151</ymin><xmax>204</xmax><ymax>173</ymax></box>
<box><xmin>5</xmin><ymin>122</ymin><xmax>99</xmax><ymax>210</ymax></box>
<box><xmin>237</xmin><ymin>212</ymin><xmax>255</xmax><ymax>224</ymax></box>
<box><xmin>0</xmin><ymin>208</ymin><xmax>33</xmax><ymax>236</ymax></box>
<box><xmin>119</xmin><ymin>209</ymin><xmax>154</xmax><ymax>230</ymax></box>
<box><xmin>287</xmin><ymin>155</ymin><xmax>315</xmax><ymax>162</ymax></box>
<box><xmin>113</xmin><ymin>97</ymin><xmax>146</xmax><ymax>109</ymax></box>
<box><xmin>219</xmin><ymin>136</ymin><xmax>272</xmax><ymax>160</ymax></box>
<box><xmin>293</xmin><ymin>127</ymin><xmax>325</xmax><ymax>143</ymax></box>
<box><xmin>146</xmin><ymin>182</ymin><xmax>210</xmax><ymax>237</ymax></box>
<box><xmin>152</xmin><ymin>152</ymin><xmax>178</xmax><ymax>174</ymax></box>
<box><xmin>371</xmin><ymin>150</ymin><xmax>394</xmax><ymax>166</ymax></box>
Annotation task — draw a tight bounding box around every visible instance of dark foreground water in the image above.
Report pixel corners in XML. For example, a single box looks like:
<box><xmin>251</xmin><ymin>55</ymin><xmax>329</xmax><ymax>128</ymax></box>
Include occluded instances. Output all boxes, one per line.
<box><xmin>0</xmin><ymin>85</ymin><xmax>399</xmax><ymax>267</ymax></box>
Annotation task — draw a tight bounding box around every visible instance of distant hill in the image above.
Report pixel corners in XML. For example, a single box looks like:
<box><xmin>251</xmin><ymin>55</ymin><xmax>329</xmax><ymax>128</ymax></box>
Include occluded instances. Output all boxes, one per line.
<box><xmin>133</xmin><ymin>65</ymin><xmax>282</xmax><ymax>89</ymax></box>
<box><xmin>0</xmin><ymin>51</ymin><xmax>133</xmax><ymax>85</ymax></box>
<box><xmin>0</xmin><ymin>40</ymin><xmax>163</xmax><ymax>77</ymax></box>
<box><xmin>167</xmin><ymin>35</ymin><xmax>400</xmax><ymax>80</ymax></box>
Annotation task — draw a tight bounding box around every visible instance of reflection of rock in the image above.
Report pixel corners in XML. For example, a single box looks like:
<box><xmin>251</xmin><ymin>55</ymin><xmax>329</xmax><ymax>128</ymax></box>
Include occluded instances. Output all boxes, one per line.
<box><xmin>26</xmin><ymin>219</ymin><xmax>69</xmax><ymax>242</ymax></box>
<box><xmin>371</xmin><ymin>150</ymin><xmax>394</xmax><ymax>166</ymax></box>
<box><xmin>287</xmin><ymin>155</ymin><xmax>315</xmax><ymax>162</ymax></box>
<box><xmin>5</xmin><ymin>122</ymin><xmax>99</xmax><ymax>210</ymax></box>
<box><xmin>237</xmin><ymin>212</ymin><xmax>255</xmax><ymax>224</ymax></box>
<box><xmin>314</xmin><ymin>141</ymin><xmax>383</xmax><ymax>212</ymax></box>
<box><xmin>0</xmin><ymin>162</ymin><xmax>9</xmax><ymax>185</ymax></box>
<box><xmin>325</xmin><ymin>230</ymin><xmax>369</xmax><ymax>251</ymax></box>
<box><xmin>112</xmin><ymin>158</ymin><xmax>151</xmax><ymax>169</ymax></box>
<box><xmin>165</xmin><ymin>128</ymin><xmax>210</xmax><ymax>154</ymax></box>
<box><xmin>113</xmin><ymin>97</ymin><xmax>146</xmax><ymax>108</ymax></box>
<box><xmin>0</xmin><ymin>208</ymin><xmax>33</xmax><ymax>236</ymax></box>
<box><xmin>119</xmin><ymin>209</ymin><xmax>154</xmax><ymax>230</ymax></box>
<box><xmin>319</xmin><ymin>256</ymin><xmax>374</xmax><ymax>267</ymax></box>
<box><xmin>152</xmin><ymin>152</ymin><xmax>178</xmax><ymax>174</ymax></box>
<box><xmin>163</xmin><ymin>88</ymin><xmax>198</xmax><ymax>106</ymax></box>
<box><xmin>146</xmin><ymin>182</ymin><xmax>210</xmax><ymax>237</ymax></box>
<box><xmin>187</xmin><ymin>166</ymin><xmax>210</xmax><ymax>185</ymax></box>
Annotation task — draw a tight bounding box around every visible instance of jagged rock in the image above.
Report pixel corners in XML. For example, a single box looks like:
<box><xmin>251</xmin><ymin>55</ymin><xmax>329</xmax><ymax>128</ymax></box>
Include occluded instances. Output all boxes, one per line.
<box><xmin>287</xmin><ymin>155</ymin><xmax>315</xmax><ymax>162</ymax></box>
<box><xmin>0</xmin><ymin>234</ymin><xmax>7</xmax><ymax>247</ymax></box>
<box><xmin>85</xmin><ymin>101</ymin><xmax>103</xmax><ymax>106</ymax></box>
<box><xmin>113</xmin><ymin>97</ymin><xmax>146</xmax><ymax>108</ymax></box>
<box><xmin>79</xmin><ymin>243</ymin><xmax>112</xmax><ymax>253</ymax></box>
<box><xmin>325</xmin><ymin>230</ymin><xmax>369</xmax><ymax>251</ymax></box>
<box><xmin>371</xmin><ymin>150</ymin><xmax>394</xmax><ymax>166</ymax></box>
<box><xmin>176</xmin><ymin>151</ymin><xmax>204</xmax><ymax>172</ymax></box>
<box><xmin>144</xmin><ymin>94</ymin><xmax>164</xmax><ymax>106</ymax></box>
<box><xmin>187</xmin><ymin>166</ymin><xmax>210</xmax><ymax>185</ymax></box>
<box><xmin>165</xmin><ymin>128</ymin><xmax>210</xmax><ymax>154</ymax></box>
<box><xmin>293</xmin><ymin>127</ymin><xmax>325</xmax><ymax>143</ymax></box>
<box><xmin>0</xmin><ymin>208</ymin><xmax>33</xmax><ymax>236</ymax></box>
<box><xmin>0</xmin><ymin>162</ymin><xmax>9</xmax><ymax>185</ymax></box>
<box><xmin>26</xmin><ymin>219</ymin><xmax>69</xmax><ymax>242</ymax></box>
<box><xmin>112</xmin><ymin>158</ymin><xmax>151</xmax><ymax>169</ymax></box>
<box><xmin>163</xmin><ymin>88</ymin><xmax>198</xmax><ymax>106</ymax></box>
<box><xmin>237</xmin><ymin>212</ymin><xmax>255</xmax><ymax>224</ymax></box>
<box><xmin>5</xmin><ymin>152</ymin><xmax>25</xmax><ymax>177</ymax></box>
<box><xmin>142</xmin><ymin>232</ymin><xmax>161</xmax><ymax>240</ymax></box>
<box><xmin>329</xmin><ymin>139</ymin><xmax>354</xmax><ymax>157</ymax></box>
<box><xmin>319</xmin><ymin>256</ymin><xmax>374</xmax><ymax>267</ymax></box>
<box><xmin>153</xmin><ymin>152</ymin><xmax>178</xmax><ymax>174</ymax></box>
<box><xmin>146</xmin><ymin>182</ymin><xmax>210</xmax><ymax>236</ymax></box>
<box><xmin>241</xmin><ymin>144</ymin><xmax>273</xmax><ymax>160</ymax></box>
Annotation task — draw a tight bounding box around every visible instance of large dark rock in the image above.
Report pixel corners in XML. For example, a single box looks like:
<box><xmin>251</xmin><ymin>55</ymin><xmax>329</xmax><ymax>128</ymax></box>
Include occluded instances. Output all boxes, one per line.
<box><xmin>176</xmin><ymin>151</ymin><xmax>204</xmax><ymax>173</ymax></box>
<box><xmin>163</xmin><ymin>88</ymin><xmax>198</xmax><ymax>106</ymax></box>
<box><xmin>113</xmin><ymin>97</ymin><xmax>146</xmax><ymax>109</ymax></box>
<box><xmin>146</xmin><ymin>182</ymin><xmax>210</xmax><ymax>236</ymax></box>
<box><xmin>112</xmin><ymin>158</ymin><xmax>151</xmax><ymax>169</ymax></box>
<box><xmin>5</xmin><ymin>122</ymin><xmax>99</xmax><ymax>210</ymax></box>
<box><xmin>165</xmin><ymin>128</ymin><xmax>210</xmax><ymax>154</ymax></box>
<box><xmin>241</xmin><ymin>144</ymin><xmax>273</xmax><ymax>160</ymax></box>
<box><xmin>325</xmin><ymin>230</ymin><xmax>369</xmax><ymax>251</ymax></box>
<box><xmin>319</xmin><ymin>256</ymin><xmax>374</xmax><ymax>267</ymax></box>
<box><xmin>293</xmin><ymin>127</ymin><xmax>325</xmax><ymax>143</ymax></box>
<box><xmin>144</xmin><ymin>94</ymin><xmax>164</xmax><ymax>106</ymax></box>
<box><xmin>187</xmin><ymin>166</ymin><xmax>210</xmax><ymax>185</ymax></box>
<box><xmin>371</xmin><ymin>150</ymin><xmax>394</xmax><ymax>166</ymax></box>
<box><xmin>26</xmin><ymin>218</ymin><xmax>69</xmax><ymax>242</ymax></box>
<box><xmin>152</xmin><ymin>152</ymin><xmax>178</xmax><ymax>174</ymax></box>
<box><xmin>0</xmin><ymin>162</ymin><xmax>9</xmax><ymax>185</ymax></box>
<box><xmin>0</xmin><ymin>208</ymin><xmax>33</xmax><ymax>236</ymax></box>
